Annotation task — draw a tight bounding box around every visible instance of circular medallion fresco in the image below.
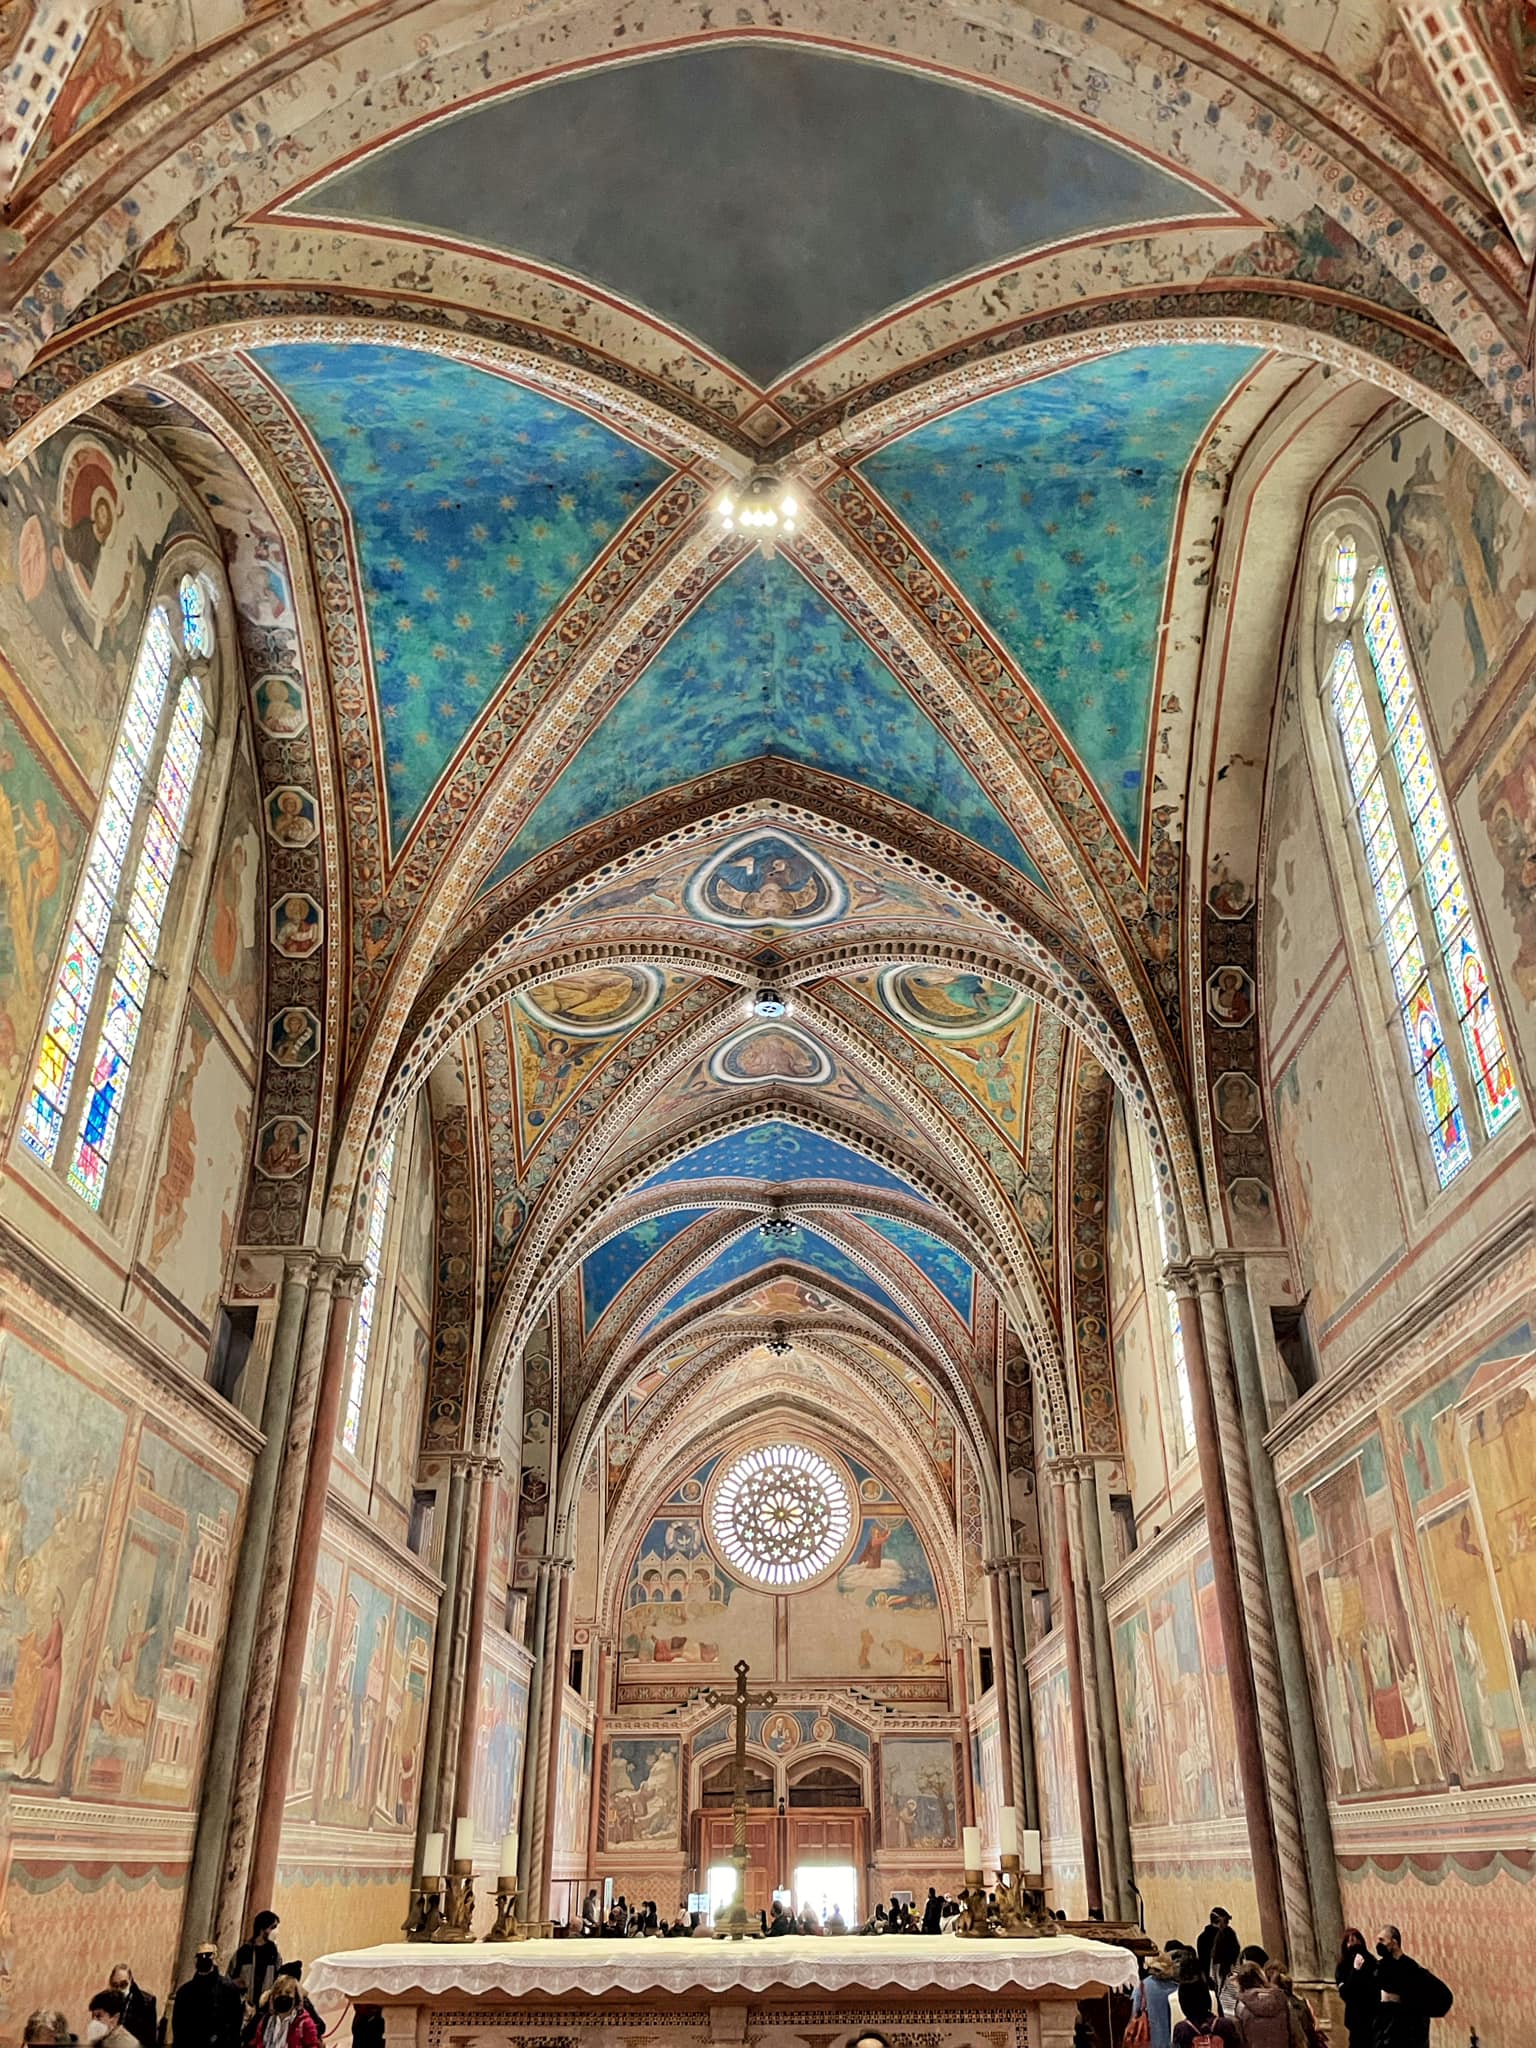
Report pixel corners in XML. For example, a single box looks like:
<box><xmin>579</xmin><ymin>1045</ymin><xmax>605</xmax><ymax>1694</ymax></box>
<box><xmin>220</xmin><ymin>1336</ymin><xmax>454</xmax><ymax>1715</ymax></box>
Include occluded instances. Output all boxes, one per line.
<box><xmin>878</xmin><ymin>966</ymin><xmax>1029</xmax><ymax>1040</ymax></box>
<box><xmin>685</xmin><ymin>830</ymin><xmax>849</xmax><ymax>928</ymax></box>
<box><xmin>708</xmin><ymin>1021</ymin><xmax>834</xmax><ymax>1086</ymax></box>
<box><xmin>517</xmin><ymin>964</ymin><xmax>663</xmax><ymax>1037</ymax></box>
<box><xmin>706</xmin><ymin>1443</ymin><xmax>855</xmax><ymax>1589</ymax></box>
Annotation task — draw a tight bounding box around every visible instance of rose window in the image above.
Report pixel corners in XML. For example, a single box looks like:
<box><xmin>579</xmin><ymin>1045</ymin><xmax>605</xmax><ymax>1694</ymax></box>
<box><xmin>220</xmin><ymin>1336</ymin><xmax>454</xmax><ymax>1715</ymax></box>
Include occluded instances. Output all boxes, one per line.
<box><xmin>708</xmin><ymin>1444</ymin><xmax>854</xmax><ymax>1587</ymax></box>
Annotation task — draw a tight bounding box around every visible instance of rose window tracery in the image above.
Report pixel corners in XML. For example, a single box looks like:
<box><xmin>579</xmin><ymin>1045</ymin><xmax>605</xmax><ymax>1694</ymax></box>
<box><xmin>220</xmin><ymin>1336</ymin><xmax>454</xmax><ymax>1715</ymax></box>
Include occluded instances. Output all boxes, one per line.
<box><xmin>708</xmin><ymin>1444</ymin><xmax>854</xmax><ymax>1587</ymax></box>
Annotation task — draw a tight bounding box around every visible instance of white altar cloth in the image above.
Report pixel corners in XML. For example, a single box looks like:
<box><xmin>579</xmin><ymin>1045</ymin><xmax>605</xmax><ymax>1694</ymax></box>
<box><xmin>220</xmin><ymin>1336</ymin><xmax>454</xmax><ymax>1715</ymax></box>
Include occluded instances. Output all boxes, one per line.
<box><xmin>307</xmin><ymin>1932</ymin><xmax>1138</xmax><ymax>2002</ymax></box>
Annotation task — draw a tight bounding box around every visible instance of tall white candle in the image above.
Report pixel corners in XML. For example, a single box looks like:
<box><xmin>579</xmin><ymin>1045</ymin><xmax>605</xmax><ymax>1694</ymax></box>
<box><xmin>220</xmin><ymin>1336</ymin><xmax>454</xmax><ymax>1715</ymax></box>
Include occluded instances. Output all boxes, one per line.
<box><xmin>454</xmin><ymin>1816</ymin><xmax>475</xmax><ymax>1864</ymax></box>
<box><xmin>962</xmin><ymin>1825</ymin><xmax>982</xmax><ymax>1872</ymax></box>
<box><xmin>1021</xmin><ymin>1828</ymin><xmax>1042</xmax><ymax>1875</ymax></box>
<box><xmin>1000</xmin><ymin>1806</ymin><xmax>1019</xmax><ymax>1857</ymax></box>
<box><xmin>422</xmin><ymin>1830</ymin><xmax>446</xmax><ymax>1878</ymax></box>
<box><xmin>499</xmin><ymin>1832</ymin><xmax>519</xmax><ymax>1884</ymax></box>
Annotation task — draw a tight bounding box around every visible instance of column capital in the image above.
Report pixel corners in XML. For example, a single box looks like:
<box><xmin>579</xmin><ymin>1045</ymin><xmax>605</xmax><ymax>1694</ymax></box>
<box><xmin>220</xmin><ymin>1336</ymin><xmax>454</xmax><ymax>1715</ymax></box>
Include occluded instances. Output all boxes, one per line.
<box><xmin>333</xmin><ymin>1257</ymin><xmax>370</xmax><ymax>1300</ymax></box>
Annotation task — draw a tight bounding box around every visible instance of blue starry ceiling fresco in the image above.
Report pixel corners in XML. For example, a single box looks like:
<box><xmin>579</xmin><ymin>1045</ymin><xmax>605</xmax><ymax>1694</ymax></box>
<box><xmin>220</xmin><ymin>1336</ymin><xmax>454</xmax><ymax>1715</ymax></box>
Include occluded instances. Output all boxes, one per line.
<box><xmin>635</xmin><ymin>1119</ymin><xmax>920</xmax><ymax>1199</ymax></box>
<box><xmin>859</xmin><ymin>344</ymin><xmax>1262</xmax><ymax>848</ymax></box>
<box><xmin>859</xmin><ymin>1214</ymin><xmax>976</xmax><ymax>1325</ymax></box>
<box><xmin>641</xmin><ymin>1223</ymin><xmax>916</xmax><ymax>1336</ymax></box>
<box><xmin>581</xmin><ymin>1208</ymin><xmax>712</xmax><ymax>1331</ymax></box>
<box><xmin>487</xmin><ymin>551</ymin><xmax>1047</xmax><ymax>891</ymax></box>
<box><xmin>252</xmin><ymin>342</ymin><xmax>671</xmax><ymax>846</ymax></box>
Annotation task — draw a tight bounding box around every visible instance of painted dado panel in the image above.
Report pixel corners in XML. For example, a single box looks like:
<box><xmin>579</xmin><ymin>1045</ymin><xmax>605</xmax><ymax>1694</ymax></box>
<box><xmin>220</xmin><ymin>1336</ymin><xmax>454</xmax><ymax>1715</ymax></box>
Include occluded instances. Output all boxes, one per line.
<box><xmin>1286</xmin><ymin>1315</ymin><xmax>1536</xmax><ymax>1798</ymax></box>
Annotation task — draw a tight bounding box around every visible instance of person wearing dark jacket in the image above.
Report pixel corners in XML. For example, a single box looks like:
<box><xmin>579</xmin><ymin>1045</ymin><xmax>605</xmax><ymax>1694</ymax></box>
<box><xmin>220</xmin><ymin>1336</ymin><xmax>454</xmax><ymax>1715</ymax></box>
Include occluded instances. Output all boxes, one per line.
<box><xmin>1197</xmin><ymin>1909</ymin><xmax>1241</xmax><ymax>1997</ymax></box>
<box><xmin>172</xmin><ymin>1946</ymin><xmax>244</xmax><ymax>2048</ymax></box>
<box><xmin>1373</xmin><ymin>1927</ymin><xmax>1446</xmax><ymax>2048</ymax></box>
<box><xmin>107</xmin><ymin>1966</ymin><xmax>157</xmax><ymax>2048</ymax></box>
<box><xmin>920</xmin><ymin>1888</ymin><xmax>942</xmax><ymax>1934</ymax></box>
<box><xmin>232</xmin><ymin>1914</ymin><xmax>283</xmax><ymax>2013</ymax></box>
<box><xmin>1334</xmin><ymin>1929</ymin><xmax>1378</xmax><ymax>2048</ymax></box>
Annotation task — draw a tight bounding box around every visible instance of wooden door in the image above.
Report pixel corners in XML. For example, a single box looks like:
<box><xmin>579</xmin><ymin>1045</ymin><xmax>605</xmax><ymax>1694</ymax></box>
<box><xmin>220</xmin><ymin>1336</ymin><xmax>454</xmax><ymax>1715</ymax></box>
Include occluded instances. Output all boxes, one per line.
<box><xmin>701</xmin><ymin>1814</ymin><xmax>773</xmax><ymax>1919</ymax></box>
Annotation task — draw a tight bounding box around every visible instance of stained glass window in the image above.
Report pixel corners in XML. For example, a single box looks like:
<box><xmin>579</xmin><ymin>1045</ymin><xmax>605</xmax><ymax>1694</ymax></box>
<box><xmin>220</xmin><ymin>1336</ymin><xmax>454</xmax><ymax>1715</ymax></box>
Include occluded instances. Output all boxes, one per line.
<box><xmin>22</xmin><ymin>577</ymin><xmax>213</xmax><ymax>1208</ymax></box>
<box><xmin>1324</xmin><ymin>541</ymin><xmax>1518</xmax><ymax>1187</ymax></box>
<box><xmin>708</xmin><ymin>1443</ymin><xmax>852</xmax><ymax>1587</ymax></box>
<box><xmin>343</xmin><ymin>1129</ymin><xmax>399</xmax><ymax>1455</ymax></box>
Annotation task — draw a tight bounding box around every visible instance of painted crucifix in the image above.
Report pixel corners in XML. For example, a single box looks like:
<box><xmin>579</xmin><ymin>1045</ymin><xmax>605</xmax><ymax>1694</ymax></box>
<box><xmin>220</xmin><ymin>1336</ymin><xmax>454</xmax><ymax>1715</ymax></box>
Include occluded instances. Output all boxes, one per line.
<box><xmin>701</xmin><ymin>1657</ymin><xmax>776</xmax><ymax>1939</ymax></box>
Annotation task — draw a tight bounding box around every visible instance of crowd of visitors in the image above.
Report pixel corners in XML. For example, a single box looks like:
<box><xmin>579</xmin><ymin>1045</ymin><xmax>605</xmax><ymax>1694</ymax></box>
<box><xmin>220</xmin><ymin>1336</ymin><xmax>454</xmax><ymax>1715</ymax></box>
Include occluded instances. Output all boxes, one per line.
<box><xmin>1126</xmin><ymin>1909</ymin><xmax>1453</xmax><ymax>2048</ymax></box>
<box><xmin>20</xmin><ymin>1913</ymin><xmax>334</xmax><ymax>2048</ymax></box>
<box><xmin>575</xmin><ymin>1884</ymin><xmax>970</xmax><ymax>1938</ymax></box>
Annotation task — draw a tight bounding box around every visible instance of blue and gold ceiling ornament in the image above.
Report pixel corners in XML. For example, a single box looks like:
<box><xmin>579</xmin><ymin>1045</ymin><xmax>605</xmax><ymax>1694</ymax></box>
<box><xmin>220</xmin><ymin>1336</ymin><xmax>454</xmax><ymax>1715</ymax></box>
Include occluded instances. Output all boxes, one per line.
<box><xmin>251</xmin><ymin>341</ymin><xmax>672</xmax><ymax>847</ymax></box>
<box><xmin>858</xmin><ymin>344</ymin><xmax>1262</xmax><ymax>850</ymax></box>
<box><xmin>635</xmin><ymin>1118</ymin><xmax>920</xmax><ymax>1198</ymax></box>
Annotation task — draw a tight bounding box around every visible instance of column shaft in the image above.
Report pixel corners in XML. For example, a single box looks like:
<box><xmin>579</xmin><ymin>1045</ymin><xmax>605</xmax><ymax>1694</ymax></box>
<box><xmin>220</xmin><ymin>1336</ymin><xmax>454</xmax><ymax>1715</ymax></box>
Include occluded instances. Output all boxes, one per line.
<box><xmin>177</xmin><ymin>1256</ymin><xmax>312</xmax><ymax>1983</ymax></box>
<box><xmin>245</xmin><ymin>1268</ymin><xmax>362</xmax><ymax>1917</ymax></box>
<box><xmin>985</xmin><ymin>1568</ymin><xmax>1018</xmax><ymax>1810</ymax></box>
<box><xmin>1054</xmin><ymin>1487</ymin><xmax>1103</xmax><ymax>1915</ymax></box>
<box><xmin>435</xmin><ymin>1466</ymin><xmax>485</xmax><ymax>1838</ymax></box>
<box><xmin>1077</xmin><ymin>1465</ymin><xmax>1135</xmax><ymax>1920</ymax></box>
<box><xmin>1065</xmin><ymin>1469</ymin><xmax>1120</xmax><ymax>1914</ymax></box>
<box><xmin>413</xmin><ymin>1462</ymin><xmax>469</xmax><ymax>1880</ymax></box>
<box><xmin>1174</xmin><ymin>1275</ymin><xmax>1286</xmax><ymax>1956</ymax></box>
<box><xmin>515</xmin><ymin>1560</ymin><xmax>553</xmax><ymax>1898</ymax></box>
<box><xmin>584</xmin><ymin>1638</ymin><xmax>611</xmax><ymax>1890</ymax></box>
<box><xmin>952</xmin><ymin>1634</ymin><xmax>977</xmax><ymax>1830</ymax></box>
<box><xmin>1007</xmin><ymin>1565</ymin><xmax>1041</xmax><ymax>1831</ymax></box>
<box><xmin>535</xmin><ymin>1562</ymin><xmax>574</xmax><ymax>1914</ymax></box>
<box><xmin>216</xmin><ymin>1259</ymin><xmax>340</xmax><ymax>1952</ymax></box>
<box><xmin>452</xmin><ymin>1462</ymin><xmax>498</xmax><ymax>1819</ymax></box>
<box><xmin>1217</xmin><ymin>1260</ymin><xmax>1342</xmax><ymax>1969</ymax></box>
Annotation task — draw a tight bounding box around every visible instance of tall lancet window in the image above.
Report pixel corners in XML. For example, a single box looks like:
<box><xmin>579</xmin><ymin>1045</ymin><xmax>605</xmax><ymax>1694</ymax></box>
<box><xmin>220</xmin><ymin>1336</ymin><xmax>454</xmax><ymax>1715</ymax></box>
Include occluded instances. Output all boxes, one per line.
<box><xmin>1321</xmin><ymin>535</ymin><xmax>1518</xmax><ymax>1187</ymax></box>
<box><xmin>23</xmin><ymin>571</ymin><xmax>215</xmax><ymax>1209</ymax></box>
<box><xmin>344</xmin><ymin>1129</ymin><xmax>399</xmax><ymax>1454</ymax></box>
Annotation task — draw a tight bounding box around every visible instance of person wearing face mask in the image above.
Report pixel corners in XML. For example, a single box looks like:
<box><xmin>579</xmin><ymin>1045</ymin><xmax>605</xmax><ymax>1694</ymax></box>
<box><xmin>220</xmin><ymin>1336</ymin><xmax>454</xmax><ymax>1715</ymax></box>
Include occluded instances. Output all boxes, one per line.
<box><xmin>232</xmin><ymin>1914</ymin><xmax>283</xmax><ymax>2015</ymax></box>
<box><xmin>247</xmin><ymin>1978</ymin><xmax>320</xmax><ymax>2048</ymax></box>
<box><xmin>84</xmin><ymin>1990</ymin><xmax>138</xmax><ymax>2048</ymax></box>
<box><xmin>172</xmin><ymin>1944</ymin><xmax>244</xmax><ymax>2048</ymax></box>
<box><xmin>1372</xmin><ymin>1927</ymin><xmax>1452</xmax><ymax>2048</ymax></box>
<box><xmin>1334</xmin><ymin>1929</ymin><xmax>1377</xmax><ymax>2048</ymax></box>
<box><xmin>106</xmin><ymin>1964</ymin><xmax>158</xmax><ymax>2048</ymax></box>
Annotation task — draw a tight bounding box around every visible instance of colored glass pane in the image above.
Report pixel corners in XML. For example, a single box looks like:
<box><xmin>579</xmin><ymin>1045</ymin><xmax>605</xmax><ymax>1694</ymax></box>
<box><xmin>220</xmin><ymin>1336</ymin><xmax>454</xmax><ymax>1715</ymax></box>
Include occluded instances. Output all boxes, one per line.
<box><xmin>66</xmin><ymin>673</ymin><xmax>205</xmax><ymax>1208</ymax></box>
<box><xmin>180</xmin><ymin>574</ymin><xmax>214</xmax><ymax>658</ymax></box>
<box><xmin>1328</xmin><ymin>538</ymin><xmax>1357</xmax><ymax>621</ymax></box>
<box><xmin>1357</xmin><ymin>565</ymin><xmax>1519</xmax><ymax>1150</ymax></box>
<box><xmin>343</xmin><ymin>1130</ymin><xmax>399</xmax><ymax>1454</ymax></box>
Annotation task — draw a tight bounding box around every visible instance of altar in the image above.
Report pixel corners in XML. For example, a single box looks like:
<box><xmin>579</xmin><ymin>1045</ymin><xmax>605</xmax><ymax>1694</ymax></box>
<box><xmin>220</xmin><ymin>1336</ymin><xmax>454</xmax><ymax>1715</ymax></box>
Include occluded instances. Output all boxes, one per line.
<box><xmin>307</xmin><ymin>1933</ymin><xmax>1139</xmax><ymax>2048</ymax></box>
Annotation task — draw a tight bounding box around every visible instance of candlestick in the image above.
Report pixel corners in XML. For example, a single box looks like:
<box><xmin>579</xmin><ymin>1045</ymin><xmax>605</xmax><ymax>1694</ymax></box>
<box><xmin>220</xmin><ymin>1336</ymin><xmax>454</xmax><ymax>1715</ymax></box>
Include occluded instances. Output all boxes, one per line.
<box><xmin>422</xmin><ymin>1831</ymin><xmax>446</xmax><ymax>1879</ymax></box>
<box><xmin>499</xmin><ymin>1832</ymin><xmax>519</xmax><ymax>1886</ymax></box>
<box><xmin>962</xmin><ymin>1824</ymin><xmax>982</xmax><ymax>1870</ymax></box>
<box><xmin>454</xmin><ymin>1816</ymin><xmax>475</xmax><ymax>1864</ymax></box>
<box><xmin>1020</xmin><ymin>1827</ymin><xmax>1042</xmax><ymax>1876</ymax></box>
<box><xmin>1000</xmin><ymin>1806</ymin><xmax>1018</xmax><ymax>1857</ymax></box>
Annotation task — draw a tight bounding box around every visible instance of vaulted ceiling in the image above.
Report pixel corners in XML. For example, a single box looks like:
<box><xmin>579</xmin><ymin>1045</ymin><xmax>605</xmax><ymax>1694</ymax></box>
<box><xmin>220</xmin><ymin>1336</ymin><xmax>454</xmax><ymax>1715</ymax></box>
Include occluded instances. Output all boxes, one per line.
<box><xmin>3</xmin><ymin>0</ymin><xmax>1523</xmax><ymax>1513</ymax></box>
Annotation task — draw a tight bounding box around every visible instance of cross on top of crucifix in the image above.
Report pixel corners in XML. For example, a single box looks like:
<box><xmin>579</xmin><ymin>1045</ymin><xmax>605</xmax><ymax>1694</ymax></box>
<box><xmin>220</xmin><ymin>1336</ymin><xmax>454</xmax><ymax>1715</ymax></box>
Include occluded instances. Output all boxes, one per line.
<box><xmin>701</xmin><ymin>1657</ymin><xmax>777</xmax><ymax>1719</ymax></box>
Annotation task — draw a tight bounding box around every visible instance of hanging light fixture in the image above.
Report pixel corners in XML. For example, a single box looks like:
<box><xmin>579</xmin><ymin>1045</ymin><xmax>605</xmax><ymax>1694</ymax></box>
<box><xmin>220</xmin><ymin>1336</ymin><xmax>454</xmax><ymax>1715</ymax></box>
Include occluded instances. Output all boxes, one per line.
<box><xmin>766</xmin><ymin>1321</ymin><xmax>793</xmax><ymax>1356</ymax></box>
<box><xmin>760</xmin><ymin>1202</ymin><xmax>797</xmax><ymax>1242</ymax></box>
<box><xmin>717</xmin><ymin>470</ymin><xmax>800</xmax><ymax>549</ymax></box>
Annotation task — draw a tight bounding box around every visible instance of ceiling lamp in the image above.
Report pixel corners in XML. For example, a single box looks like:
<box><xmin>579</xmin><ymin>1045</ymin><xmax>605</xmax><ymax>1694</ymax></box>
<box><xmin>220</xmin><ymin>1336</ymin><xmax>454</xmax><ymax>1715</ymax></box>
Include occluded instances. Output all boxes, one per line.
<box><xmin>752</xmin><ymin>985</ymin><xmax>788</xmax><ymax>1017</ymax></box>
<box><xmin>760</xmin><ymin>1203</ymin><xmax>797</xmax><ymax>1242</ymax></box>
<box><xmin>717</xmin><ymin>470</ymin><xmax>799</xmax><ymax>548</ymax></box>
<box><xmin>766</xmin><ymin>1322</ymin><xmax>793</xmax><ymax>1356</ymax></box>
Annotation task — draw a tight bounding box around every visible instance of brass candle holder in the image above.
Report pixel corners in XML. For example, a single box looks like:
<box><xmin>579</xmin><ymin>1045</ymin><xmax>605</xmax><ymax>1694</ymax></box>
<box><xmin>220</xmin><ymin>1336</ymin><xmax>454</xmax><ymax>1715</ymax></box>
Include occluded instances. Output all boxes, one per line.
<box><xmin>404</xmin><ymin>1877</ymin><xmax>445</xmax><ymax>1941</ymax></box>
<box><xmin>431</xmin><ymin>1861</ymin><xmax>478</xmax><ymax>1942</ymax></box>
<box><xmin>994</xmin><ymin>1853</ymin><xmax>1050</xmax><ymax>1936</ymax></box>
<box><xmin>953</xmin><ymin>1870</ymin><xmax>996</xmax><ymax>1938</ymax></box>
<box><xmin>486</xmin><ymin>1882</ymin><xmax>543</xmax><ymax>1941</ymax></box>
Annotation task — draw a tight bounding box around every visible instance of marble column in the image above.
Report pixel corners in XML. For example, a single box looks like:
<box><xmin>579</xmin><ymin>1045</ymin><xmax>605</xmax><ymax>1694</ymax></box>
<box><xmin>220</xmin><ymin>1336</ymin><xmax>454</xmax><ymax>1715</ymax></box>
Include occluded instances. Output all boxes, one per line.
<box><xmin>952</xmin><ymin>1633</ymin><xmax>978</xmax><ymax>1830</ymax></box>
<box><xmin>245</xmin><ymin>1260</ymin><xmax>366</xmax><ymax>1918</ymax></box>
<box><xmin>178</xmin><ymin>1252</ymin><xmax>314</xmax><ymax>1984</ymax></box>
<box><xmin>413</xmin><ymin>1461</ymin><xmax>469</xmax><ymax>1881</ymax></box>
<box><xmin>1005</xmin><ymin>1562</ymin><xmax>1041</xmax><ymax>1830</ymax></box>
<box><xmin>535</xmin><ymin>1559</ymin><xmax>576</xmax><ymax>1913</ymax></box>
<box><xmin>1170</xmin><ymin>1266</ymin><xmax>1286</xmax><ymax>1956</ymax></box>
<box><xmin>1061</xmin><ymin>1463</ymin><xmax>1123</xmax><ymax>1917</ymax></box>
<box><xmin>1214</xmin><ymin>1255</ymin><xmax>1342</xmax><ymax>1971</ymax></box>
<box><xmin>452</xmin><ymin>1459</ymin><xmax>501</xmax><ymax>1828</ymax></box>
<box><xmin>1050</xmin><ymin>1469</ymin><xmax>1103</xmax><ymax>1915</ymax></box>
<box><xmin>1076</xmin><ymin>1463</ymin><xmax>1135</xmax><ymax>1921</ymax></box>
<box><xmin>585</xmin><ymin>1636</ymin><xmax>613</xmax><ymax>1889</ymax></box>
<box><xmin>216</xmin><ymin>1253</ymin><xmax>343</xmax><ymax>1953</ymax></box>
<box><xmin>984</xmin><ymin>1565</ymin><xmax>1018</xmax><ymax>1810</ymax></box>
<box><xmin>515</xmin><ymin>1559</ymin><xmax>552</xmax><ymax>1902</ymax></box>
